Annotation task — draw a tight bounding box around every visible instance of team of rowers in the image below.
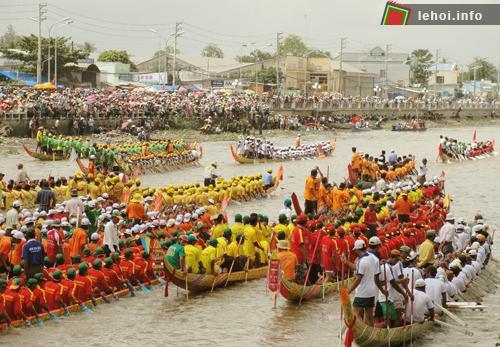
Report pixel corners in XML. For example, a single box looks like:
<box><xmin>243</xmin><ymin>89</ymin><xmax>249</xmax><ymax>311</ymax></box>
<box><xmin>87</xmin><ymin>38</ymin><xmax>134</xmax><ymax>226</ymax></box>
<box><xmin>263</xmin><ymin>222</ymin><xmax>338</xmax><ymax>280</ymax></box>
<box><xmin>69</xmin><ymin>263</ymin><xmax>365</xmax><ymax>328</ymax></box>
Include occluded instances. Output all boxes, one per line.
<box><xmin>235</xmin><ymin>135</ymin><xmax>335</xmax><ymax>160</ymax></box>
<box><xmin>350</xmin><ymin>147</ymin><xmax>416</xmax><ymax>182</ymax></box>
<box><xmin>439</xmin><ymin>135</ymin><xmax>495</xmax><ymax>159</ymax></box>
<box><xmin>392</xmin><ymin>119</ymin><xmax>426</xmax><ymax>130</ymax></box>
<box><xmin>0</xmin><ymin>170</ymin><xmax>269</xmax><ymax>212</ymax></box>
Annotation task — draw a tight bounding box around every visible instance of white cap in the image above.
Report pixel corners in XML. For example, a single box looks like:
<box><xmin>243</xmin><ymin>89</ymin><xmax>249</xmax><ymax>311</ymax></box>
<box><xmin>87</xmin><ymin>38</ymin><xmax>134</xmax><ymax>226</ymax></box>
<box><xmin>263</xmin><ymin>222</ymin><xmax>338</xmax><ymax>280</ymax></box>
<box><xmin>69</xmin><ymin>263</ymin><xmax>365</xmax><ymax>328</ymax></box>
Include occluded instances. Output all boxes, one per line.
<box><xmin>353</xmin><ymin>239</ymin><xmax>366</xmax><ymax>250</ymax></box>
<box><xmin>81</xmin><ymin>218</ymin><xmax>91</xmax><ymax>226</ymax></box>
<box><xmin>434</xmin><ymin>236</ymin><xmax>441</xmax><ymax>243</ymax></box>
<box><xmin>159</xmin><ymin>219</ymin><xmax>167</xmax><ymax>226</ymax></box>
<box><xmin>468</xmin><ymin>249</ymin><xmax>477</xmax><ymax>256</ymax></box>
<box><xmin>369</xmin><ymin>236</ymin><xmax>381</xmax><ymax>246</ymax></box>
<box><xmin>102</xmin><ymin>193</ymin><xmax>109</xmax><ymax>199</ymax></box>
<box><xmin>90</xmin><ymin>232</ymin><xmax>99</xmax><ymax>241</ymax></box>
<box><xmin>0</xmin><ymin>230</ymin><xmax>5</xmax><ymax>236</ymax></box>
<box><xmin>477</xmin><ymin>219</ymin><xmax>484</xmax><ymax>225</ymax></box>
<box><xmin>407</xmin><ymin>251</ymin><xmax>418</xmax><ymax>261</ymax></box>
<box><xmin>471</xmin><ymin>241</ymin><xmax>480</xmax><ymax>250</ymax></box>
<box><xmin>12</xmin><ymin>200</ymin><xmax>21</xmax><ymax>208</ymax></box>
<box><xmin>13</xmin><ymin>230</ymin><xmax>25</xmax><ymax>240</ymax></box>
<box><xmin>445</xmin><ymin>213</ymin><xmax>455</xmax><ymax>221</ymax></box>
<box><xmin>415</xmin><ymin>279</ymin><xmax>426</xmax><ymax>288</ymax></box>
<box><xmin>167</xmin><ymin>219</ymin><xmax>175</xmax><ymax>227</ymax></box>
<box><xmin>112</xmin><ymin>203</ymin><xmax>119</xmax><ymax>209</ymax></box>
<box><xmin>207</xmin><ymin>199</ymin><xmax>215</xmax><ymax>205</ymax></box>
<box><xmin>144</xmin><ymin>196</ymin><xmax>153</xmax><ymax>202</ymax></box>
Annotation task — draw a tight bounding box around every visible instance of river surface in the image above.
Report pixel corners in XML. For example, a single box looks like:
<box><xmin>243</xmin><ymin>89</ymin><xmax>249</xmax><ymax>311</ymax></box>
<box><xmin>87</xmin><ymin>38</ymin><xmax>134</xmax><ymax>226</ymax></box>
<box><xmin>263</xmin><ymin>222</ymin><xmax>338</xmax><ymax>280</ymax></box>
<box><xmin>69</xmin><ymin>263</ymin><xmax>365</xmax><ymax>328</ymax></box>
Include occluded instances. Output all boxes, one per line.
<box><xmin>1</xmin><ymin>126</ymin><xmax>499</xmax><ymax>347</ymax></box>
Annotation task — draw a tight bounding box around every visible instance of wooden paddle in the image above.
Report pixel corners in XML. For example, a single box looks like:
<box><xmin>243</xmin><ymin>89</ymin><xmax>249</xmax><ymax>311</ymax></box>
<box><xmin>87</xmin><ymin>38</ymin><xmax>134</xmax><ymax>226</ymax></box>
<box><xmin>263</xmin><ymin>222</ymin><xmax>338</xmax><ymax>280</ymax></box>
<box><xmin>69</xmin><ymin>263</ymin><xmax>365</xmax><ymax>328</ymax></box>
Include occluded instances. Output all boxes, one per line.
<box><xmin>224</xmin><ymin>236</ymin><xmax>245</xmax><ymax>287</ymax></box>
<box><xmin>434</xmin><ymin>319</ymin><xmax>473</xmax><ymax>336</ymax></box>
<box><xmin>298</xmin><ymin>230</ymin><xmax>322</xmax><ymax>306</ymax></box>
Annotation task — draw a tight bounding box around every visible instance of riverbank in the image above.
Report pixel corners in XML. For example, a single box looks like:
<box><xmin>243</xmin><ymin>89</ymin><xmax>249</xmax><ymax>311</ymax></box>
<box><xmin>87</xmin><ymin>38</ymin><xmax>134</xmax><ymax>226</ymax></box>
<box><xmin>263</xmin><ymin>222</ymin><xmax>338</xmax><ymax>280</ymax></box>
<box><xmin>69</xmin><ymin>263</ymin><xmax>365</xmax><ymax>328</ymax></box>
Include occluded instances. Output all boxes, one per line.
<box><xmin>2</xmin><ymin>116</ymin><xmax>499</xmax><ymax>157</ymax></box>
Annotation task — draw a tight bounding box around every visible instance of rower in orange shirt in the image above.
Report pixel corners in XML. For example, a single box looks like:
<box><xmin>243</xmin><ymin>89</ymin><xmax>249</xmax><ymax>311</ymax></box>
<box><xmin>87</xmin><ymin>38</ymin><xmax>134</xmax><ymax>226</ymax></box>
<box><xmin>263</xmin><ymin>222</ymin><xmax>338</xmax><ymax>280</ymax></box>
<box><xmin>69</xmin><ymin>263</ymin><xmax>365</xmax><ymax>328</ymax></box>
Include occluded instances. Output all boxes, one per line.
<box><xmin>351</xmin><ymin>147</ymin><xmax>362</xmax><ymax>179</ymax></box>
<box><xmin>304</xmin><ymin>168</ymin><xmax>321</xmax><ymax>215</ymax></box>
<box><xmin>394</xmin><ymin>192</ymin><xmax>413</xmax><ymax>224</ymax></box>
<box><xmin>294</xmin><ymin>134</ymin><xmax>301</xmax><ymax>148</ymax></box>
<box><xmin>70</xmin><ymin>220</ymin><xmax>90</xmax><ymax>259</ymax></box>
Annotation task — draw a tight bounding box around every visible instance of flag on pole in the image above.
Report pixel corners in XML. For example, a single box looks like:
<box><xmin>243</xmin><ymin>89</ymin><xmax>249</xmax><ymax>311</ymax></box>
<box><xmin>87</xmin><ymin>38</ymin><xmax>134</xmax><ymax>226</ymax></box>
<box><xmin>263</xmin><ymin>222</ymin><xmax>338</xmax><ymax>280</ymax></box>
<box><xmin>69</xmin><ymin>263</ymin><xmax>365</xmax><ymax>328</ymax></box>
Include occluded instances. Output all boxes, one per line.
<box><xmin>140</xmin><ymin>236</ymin><xmax>151</xmax><ymax>254</ymax></box>
<box><xmin>439</xmin><ymin>170</ymin><xmax>446</xmax><ymax>180</ymax></box>
<box><xmin>152</xmin><ymin>194</ymin><xmax>164</xmax><ymax>212</ymax></box>
<box><xmin>473</xmin><ymin>130</ymin><xmax>477</xmax><ymax>142</ymax></box>
<box><xmin>70</xmin><ymin>148</ymin><xmax>78</xmax><ymax>162</ymax></box>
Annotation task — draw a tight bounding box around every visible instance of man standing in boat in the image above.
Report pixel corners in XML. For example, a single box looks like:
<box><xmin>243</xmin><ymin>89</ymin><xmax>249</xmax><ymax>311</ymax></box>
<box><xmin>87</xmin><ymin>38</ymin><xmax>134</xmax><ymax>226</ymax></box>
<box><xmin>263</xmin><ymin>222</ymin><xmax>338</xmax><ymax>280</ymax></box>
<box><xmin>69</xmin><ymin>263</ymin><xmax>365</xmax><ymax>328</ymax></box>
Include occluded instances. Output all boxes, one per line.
<box><xmin>344</xmin><ymin>238</ymin><xmax>387</xmax><ymax>327</ymax></box>
<box><xmin>304</xmin><ymin>169</ymin><xmax>321</xmax><ymax>215</ymax></box>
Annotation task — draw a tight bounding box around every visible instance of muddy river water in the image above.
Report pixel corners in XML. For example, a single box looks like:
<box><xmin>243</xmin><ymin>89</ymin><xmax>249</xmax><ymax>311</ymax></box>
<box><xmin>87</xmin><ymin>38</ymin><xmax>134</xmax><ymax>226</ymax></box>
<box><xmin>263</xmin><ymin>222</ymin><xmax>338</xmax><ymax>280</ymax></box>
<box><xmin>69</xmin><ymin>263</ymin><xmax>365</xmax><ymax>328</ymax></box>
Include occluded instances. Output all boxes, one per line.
<box><xmin>0</xmin><ymin>125</ymin><xmax>499</xmax><ymax>346</ymax></box>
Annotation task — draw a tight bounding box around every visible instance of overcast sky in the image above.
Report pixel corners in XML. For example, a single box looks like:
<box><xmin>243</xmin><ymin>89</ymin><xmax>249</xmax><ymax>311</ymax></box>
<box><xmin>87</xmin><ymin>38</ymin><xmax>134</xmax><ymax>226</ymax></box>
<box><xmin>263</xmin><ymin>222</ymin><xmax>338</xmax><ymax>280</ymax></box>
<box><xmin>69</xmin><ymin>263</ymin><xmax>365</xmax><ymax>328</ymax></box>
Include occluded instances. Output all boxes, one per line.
<box><xmin>1</xmin><ymin>0</ymin><xmax>499</xmax><ymax>66</ymax></box>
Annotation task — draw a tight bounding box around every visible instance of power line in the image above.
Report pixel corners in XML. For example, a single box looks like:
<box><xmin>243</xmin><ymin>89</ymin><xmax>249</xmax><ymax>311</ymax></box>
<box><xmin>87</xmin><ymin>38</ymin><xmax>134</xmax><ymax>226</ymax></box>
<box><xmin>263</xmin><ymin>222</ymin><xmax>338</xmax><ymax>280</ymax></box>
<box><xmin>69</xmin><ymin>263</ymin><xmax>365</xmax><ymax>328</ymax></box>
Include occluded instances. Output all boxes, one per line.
<box><xmin>0</xmin><ymin>3</ymin><xmax>37</xmax><ymax>7</ymax></box>
<box><xmin>49</xmin><ymin>4</ymin><xmax>176</xmax><ymax>27</ymax></box>
<box><xmin>182</xmin><ymin>22</ymin><xmax>275</xmax><ymax>39</ymax></box>
<box><xmin>67</xmin><ymin>24</ymin><xmax>157</xmax><ymax>39</ymax></box>
<box><xmin>49</xmin><ymin>9</ymin><xmax>174</xmax><ymax>33</ymax></box>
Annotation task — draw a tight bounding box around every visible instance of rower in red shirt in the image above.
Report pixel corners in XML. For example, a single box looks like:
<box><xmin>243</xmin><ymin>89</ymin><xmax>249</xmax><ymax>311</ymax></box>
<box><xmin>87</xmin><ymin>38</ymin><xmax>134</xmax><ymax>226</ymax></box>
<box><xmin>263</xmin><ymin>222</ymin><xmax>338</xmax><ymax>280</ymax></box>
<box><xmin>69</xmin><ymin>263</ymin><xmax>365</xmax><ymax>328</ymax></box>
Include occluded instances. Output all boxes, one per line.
<box><xmin>27</xmin><ymin>278</ymin><xmax>51</xmax><ymax>315</ymax></box>
<box><xmin>44</xmin><ymin>270</ymin><xmax>66</xmax><ymax>310</ymax></box>
<box><xmin>61</xmin><ymin>268</ymin><xmax>77</xmax><ymax>306</ymax></box>
<box><xmin>120</xmin><ymin>249</ymin><xmax>139</xmax><ymax>285</ymax></box>
<box><xmin>3</xmin><ymin>279</ymin><xmax>26</xmax><ymax>321</ymax></box>
<box><xmin>72</xmin><ymin>263</ymin><xmax>95</xmax><ymax>306</ymax></box>
<box><xmin>133</xmin><ymin>252</ymin><xmax>153</xmax><ymax>286</ymax></box>
<box><xmin>321</xmin><ymin>226</ymin><xmax>338</xmax><ymax>282</ymax></box>
<box><xmin>0</xmin><ymin>279</ymin><xmax>12</xmax><ymax>326</ymax></box>
<box><xmin>290</xmin><ymin>214</ymin><xmax>309</xmax><ymax>265</ymax></box>
<box><xmin>102</xmin><ymin>257</ymin><xmax>126</xmax><ymax>291</ymax></box>
<box><xmin>88</xmin><ymin>259</ymin><xmax>113</xmax><ymax>295</ymax></box>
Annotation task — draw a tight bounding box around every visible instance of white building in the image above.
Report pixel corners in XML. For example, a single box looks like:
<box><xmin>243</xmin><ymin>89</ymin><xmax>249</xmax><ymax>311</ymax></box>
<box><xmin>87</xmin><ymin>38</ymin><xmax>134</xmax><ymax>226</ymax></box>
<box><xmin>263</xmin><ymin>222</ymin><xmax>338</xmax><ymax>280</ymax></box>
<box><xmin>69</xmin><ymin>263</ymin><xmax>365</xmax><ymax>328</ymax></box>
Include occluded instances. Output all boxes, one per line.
<box><xmin>332</xmin><ymin>46</ymin><xmax>410</xmax><ymax>88</ymax></box>
<box><xmin>427</xmin><ymin>63</ymin><xmax>460</xmax><ymax>96</ymax></box>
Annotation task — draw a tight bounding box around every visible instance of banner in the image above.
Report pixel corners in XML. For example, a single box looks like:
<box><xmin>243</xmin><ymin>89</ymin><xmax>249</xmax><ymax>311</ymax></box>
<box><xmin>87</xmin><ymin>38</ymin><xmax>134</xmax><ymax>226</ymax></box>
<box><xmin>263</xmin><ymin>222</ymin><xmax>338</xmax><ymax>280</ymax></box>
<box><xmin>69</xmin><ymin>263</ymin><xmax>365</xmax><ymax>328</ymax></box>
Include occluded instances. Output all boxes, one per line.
<box><xmin>267</xmin><ymin>259</ymin><xmax>280</xmax><ymax>292</ymax></box>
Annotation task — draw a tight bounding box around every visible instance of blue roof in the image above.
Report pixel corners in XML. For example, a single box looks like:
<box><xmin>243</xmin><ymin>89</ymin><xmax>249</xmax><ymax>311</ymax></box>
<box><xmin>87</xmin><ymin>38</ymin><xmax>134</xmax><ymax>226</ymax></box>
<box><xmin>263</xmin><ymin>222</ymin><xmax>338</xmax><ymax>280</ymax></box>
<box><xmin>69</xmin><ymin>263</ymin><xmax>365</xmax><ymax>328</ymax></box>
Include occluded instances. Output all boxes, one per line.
<box><xmin>430</xmin><ymin>63</ymin><xmax>456</xmax><ymax>71</ymax></box>
<box><xmin>0</xmin><ymin>70</ymin><xmax>51</xmax><ymax>86</ymax></box>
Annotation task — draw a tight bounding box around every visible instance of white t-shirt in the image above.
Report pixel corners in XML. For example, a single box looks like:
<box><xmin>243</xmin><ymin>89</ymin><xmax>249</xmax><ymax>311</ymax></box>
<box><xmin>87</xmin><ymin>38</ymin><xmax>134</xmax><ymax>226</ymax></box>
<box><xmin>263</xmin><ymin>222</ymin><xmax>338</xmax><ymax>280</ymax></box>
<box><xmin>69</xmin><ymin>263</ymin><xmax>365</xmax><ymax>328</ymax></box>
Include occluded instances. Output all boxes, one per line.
<box><xmin>406</xmin><ymin>290</ymin><xmax>434</xmax><ymax>323</ymax></box>
<box><xmin>439</xmin><ymin>222</ymin><xmax>456</xmax><ymax>243</ymax></box>
<box><xmin>378</xmin><ymin>263</ymin><xmax>396</xmax><ymax>302</ymax></box>
<box><xmin>355</xmin><ymin>252</ymin><xmax>381</xmax><ymax>298</ymax></box>
<box><xmin>452</xmin><ymin>275</ymin><xmax>466</xmax><ymax>292</ymax></box>
<box><xmin>403</xmin><ymin>266</ymin><xmax>423</xmax><ymax>293</ymax></box>
<box><xmin>424</xmin><ymin>278</ymin><xmax>446</xmax><ymax>312</ymax></box>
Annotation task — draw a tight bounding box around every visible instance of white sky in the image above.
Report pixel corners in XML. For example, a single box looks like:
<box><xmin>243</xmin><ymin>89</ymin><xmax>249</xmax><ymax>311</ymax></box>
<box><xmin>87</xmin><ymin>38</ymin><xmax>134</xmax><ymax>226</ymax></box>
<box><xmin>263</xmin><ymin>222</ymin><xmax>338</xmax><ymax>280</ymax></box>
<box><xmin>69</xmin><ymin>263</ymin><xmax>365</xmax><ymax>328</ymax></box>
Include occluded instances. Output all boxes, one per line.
<box><xmin>0</xmin><ymin>0</ymin><xmax>499</xmax><ymax>66</ymax></box>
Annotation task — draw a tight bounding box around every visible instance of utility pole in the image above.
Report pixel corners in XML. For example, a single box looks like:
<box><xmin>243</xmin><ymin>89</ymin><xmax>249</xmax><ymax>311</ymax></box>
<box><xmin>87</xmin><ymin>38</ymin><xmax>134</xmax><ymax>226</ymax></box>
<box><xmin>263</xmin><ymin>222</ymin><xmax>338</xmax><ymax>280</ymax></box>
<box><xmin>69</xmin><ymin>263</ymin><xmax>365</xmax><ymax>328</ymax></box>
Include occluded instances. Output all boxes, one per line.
<box><xmin>384</xmin><ymin>44</ymin><xmax>391</xmax><ymax>97</ymax></box>
<box><xmin>172</xmin><ymin>22</ymin><xmax>182</xmax><ymax>87</ymax></box>
<box><xmin>339</xmin><ymin>37</ymin><xmax>346</xmax><ymax>95</ymax></box>
<box><xmin>36</xmin><ymin>3</ymin><xmax>47</xmax><ymax>84</ymax></box>
<box><xmin>434</xmin><ymin>48</ymin><xmax>440</xmax><ymax>96</ymax></box>
<box><xmin>275</xmin><ymin>32</ymin><xmax>282</xmax><ymax>95</ymax></box>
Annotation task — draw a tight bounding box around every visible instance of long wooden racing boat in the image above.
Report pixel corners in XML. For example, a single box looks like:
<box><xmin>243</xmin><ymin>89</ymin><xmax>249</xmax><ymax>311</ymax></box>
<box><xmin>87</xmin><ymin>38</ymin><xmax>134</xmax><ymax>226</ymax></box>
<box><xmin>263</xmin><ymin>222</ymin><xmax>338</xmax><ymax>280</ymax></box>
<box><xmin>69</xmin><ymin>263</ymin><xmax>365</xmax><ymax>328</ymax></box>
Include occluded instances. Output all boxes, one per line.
<box><xmin>391</xmin><ymin>126</ymin><xmax>427</xmax><ymax>132</ymax></box>
<box><xmin>340</xmin><ymin>260</ymin><xmax>497</xmax><ymax>347</ymax></box>
<box><xmin>164</xmin><ymin>260</ymin><xmax>268</xmax><ymax>293</ymax></box>
<box><xmin>0</xmin><ymin>279</ymin><xmax>159</xmax><ymax>334</ymax></box>
<box><xmin>438</xmin><ymin>141</ymin><xmax>496</xmax><ymax>163</ymax></box>
<box><xmin>351</xmin><ymin>126</ymin><xmax>371</xmax><ymax>132</ymax></box>
<box><xmin>23</xmin><ymin>144</ymin><xmax>67</xmax><ymax>161</ymax></box>
<box><xmin>230</xmin><ymin>140</ymin><xmax>335</xmax><ymax>164</ymax></box>
<box><xmin>280</xmin><ymin>276</ymin><xmax>354</xmax><ymax>303</ymax></box>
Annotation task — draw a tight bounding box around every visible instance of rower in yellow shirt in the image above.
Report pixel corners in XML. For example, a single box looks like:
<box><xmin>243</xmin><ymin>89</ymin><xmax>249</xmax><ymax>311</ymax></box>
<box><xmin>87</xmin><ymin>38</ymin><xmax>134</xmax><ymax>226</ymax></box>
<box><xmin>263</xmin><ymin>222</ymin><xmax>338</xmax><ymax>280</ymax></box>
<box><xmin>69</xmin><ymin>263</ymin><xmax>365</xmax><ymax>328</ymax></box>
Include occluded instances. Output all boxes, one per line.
<box><xmin>231</xmin><ymin>214</ymin><xmax>245</xmax><ymax>238</ymax></box>
<box><xmin>184</xmin><ymin>235</ymin><xmax>202</xmax><ymax>273</ymax></box>
<box><xmin>200</xmin><ymin>238</ymin><xmax>219</xmax><ymax>274</ymax></box>
<box><xmin>274</xmin><ymin>215</ymin><xmax>291</xmax><ymax>239</ymax></box>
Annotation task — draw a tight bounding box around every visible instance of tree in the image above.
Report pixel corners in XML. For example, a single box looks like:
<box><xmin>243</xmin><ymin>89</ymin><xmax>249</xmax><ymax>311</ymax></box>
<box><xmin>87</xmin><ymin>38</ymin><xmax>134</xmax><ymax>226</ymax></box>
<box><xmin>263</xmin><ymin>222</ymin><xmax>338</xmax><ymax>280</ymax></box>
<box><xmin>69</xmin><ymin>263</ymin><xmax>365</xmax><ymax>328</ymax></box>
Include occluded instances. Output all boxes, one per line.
<box><xmin>250</xmin><ymin>67</ymin><xmax>280</xmax><ymax>84</ymax></box>
<box><xmin>153</xmin><ymin>46</ymin><xmax>179</xmax><ymax>58</ymax></box>
<box><xmin>78</xmin><ymin>41</ymin><xmax>96</xmax><ymax>55</ymax></box>
<box><xmin>464</xmin><ymin>58</ymin><xmax>497</xmax><ymax>81</ymax></box>
<box><xmin>236</xmin><ymin>49</ymin><xmax>274</xmax><ymax>63</ymax></box>
<box><xmin>0</xmin><ymin>34</ymin><xmax>87</xmax><ymax>76</ymax></box>
<box><xmin>97</xmin><ymin>50</ymin><xmax>133</xmax><ymax>64</ymax></box>
<box><xmin>308</xmin><ymin>49</ymin><xmax>331</xmax><ymax>59</ymax></box>
<box><xmin>0</xmin><ymin>25</ymin><xmax>20</xmax><ymax>49</ymax></box>
<box><xmin>201</xmin><ymin>43</ymin><xmax>224</xmax><ymax>59</ymax></box>
<box><xmin>409</xmin><ymin>49</ymin><xmax>433</xmax><ymax>86</ymax></box>
<box><xmin>279</xmin><ymin>34</ymin><xmax>308</xmax><ymax>56</ymax></box>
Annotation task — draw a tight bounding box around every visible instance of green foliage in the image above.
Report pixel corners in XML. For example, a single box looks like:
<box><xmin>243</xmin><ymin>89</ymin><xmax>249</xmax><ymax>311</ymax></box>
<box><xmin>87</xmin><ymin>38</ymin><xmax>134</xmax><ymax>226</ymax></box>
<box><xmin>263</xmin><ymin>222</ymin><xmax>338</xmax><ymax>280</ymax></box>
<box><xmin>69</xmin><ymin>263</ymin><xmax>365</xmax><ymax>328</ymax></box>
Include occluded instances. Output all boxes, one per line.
<box><xmin>308</xmin><ymin>49</ymin><xmax>331</xmax><ymax>58</ymax></box>
<box><xmin>236</xmin><ymin>49</ymin><xmax>273</xmax><ymax>63</ymax></box>
<box><xmin>279</xmin><ymin>34</ymin><xmax>308</xmax><ymax>56</ymax></box>
<box><xmin>250</xmin><ymin>67</ymin><xmax>280</xmax><ymax>84</ymax></box>
<box><xmin>0</xmin><ymin>24</ymin><xmax>20</xmax><ymax>49</ymax></box>
<box><xmin>0</xmin><ymin>34</ymin><xmax>87</xmax><ymax>75</ymax></box>
<box><xmin>201</xmin><ymin>43</ymin><xmax>224</xmax><ymax>59</ymax></box>
<box><xmin>97</xmin><ymin>50</ymin><xmax>132</xmax><ymax>64</ymax></box>
<box><xmin>78</xmin><ymin>41</ymin><xmax>96</xmax><ymax>55</ymax></box>
<box><xmin>464</xmin><ymin>58</ymin><xmax>497</xmax><ymax>81</ymax></box>
<box><xmin>153</xmin><ymin>46</ymin><xmax>179</xmax><ymax>58</ymax></box>
<box><xmin>409</xmin><ymin>49</ymin><xmax>433</xmax><ymax>86</ymax></box>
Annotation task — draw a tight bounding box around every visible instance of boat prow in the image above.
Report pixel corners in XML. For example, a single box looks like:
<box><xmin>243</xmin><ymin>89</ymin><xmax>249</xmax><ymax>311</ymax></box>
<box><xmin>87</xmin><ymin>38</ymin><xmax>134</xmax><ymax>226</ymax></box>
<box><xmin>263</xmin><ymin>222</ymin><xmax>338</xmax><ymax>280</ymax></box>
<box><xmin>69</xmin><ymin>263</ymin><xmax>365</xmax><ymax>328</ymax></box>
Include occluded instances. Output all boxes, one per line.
<box><xmin>23</xmin><ymin>144</ymin><xmax>67</xmax><ymax>161</ymax></box>
<box><xmin>164</xmin><ymin>260</ymin><xmax>268</xmax><ymax>293</ymax></box>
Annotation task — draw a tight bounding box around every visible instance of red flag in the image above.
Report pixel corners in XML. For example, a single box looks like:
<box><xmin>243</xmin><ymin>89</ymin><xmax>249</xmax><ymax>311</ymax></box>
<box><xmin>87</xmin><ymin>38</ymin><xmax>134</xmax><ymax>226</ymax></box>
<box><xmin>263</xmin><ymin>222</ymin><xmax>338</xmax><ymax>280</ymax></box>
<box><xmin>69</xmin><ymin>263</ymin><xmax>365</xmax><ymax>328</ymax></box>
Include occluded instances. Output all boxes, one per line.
<box><xmin>152</xmin><ymin>194</ymin><xmax>164</xmax><ymax>212</ymax></box>
<box><xmin>440</xmin><ymin>170</ymin><xmax>446</xmax><ymax>180</ymax></box>
<box><xmin>473</xmin><ymin>130</ymin><xmax>477</xmax><ymax>142</ymax></box>
<box><xmin>438</xmin><ymin>143</ymin><xmax>443</xmax><ymax>156</ymax></box>
<box><xmin>276</xmin><ymin>165</ymin><xmax>284</xmax><ymax>181</ymax></box>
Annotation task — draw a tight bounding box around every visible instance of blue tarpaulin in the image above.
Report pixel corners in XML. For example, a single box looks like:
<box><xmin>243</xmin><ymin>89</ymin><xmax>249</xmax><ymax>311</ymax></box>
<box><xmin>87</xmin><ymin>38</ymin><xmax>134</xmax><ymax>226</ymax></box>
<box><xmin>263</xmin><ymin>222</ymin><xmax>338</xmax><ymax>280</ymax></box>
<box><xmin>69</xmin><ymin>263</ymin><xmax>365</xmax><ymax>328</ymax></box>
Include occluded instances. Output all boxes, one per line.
<box><xmin>0</xmin><ymin>70</ymin><xmax>53</xmax><ymax>85</ymax></box>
